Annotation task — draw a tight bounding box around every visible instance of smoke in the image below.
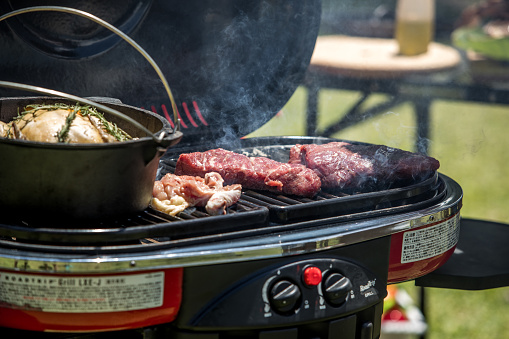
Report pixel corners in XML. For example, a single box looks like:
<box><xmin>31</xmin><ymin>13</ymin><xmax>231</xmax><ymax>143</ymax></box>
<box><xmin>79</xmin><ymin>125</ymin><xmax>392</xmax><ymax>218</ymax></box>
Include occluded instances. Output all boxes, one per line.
<box><xmin>184</xmin><ymin>1</ymin><xmax>320</xmax><ymax>145</ymax></box>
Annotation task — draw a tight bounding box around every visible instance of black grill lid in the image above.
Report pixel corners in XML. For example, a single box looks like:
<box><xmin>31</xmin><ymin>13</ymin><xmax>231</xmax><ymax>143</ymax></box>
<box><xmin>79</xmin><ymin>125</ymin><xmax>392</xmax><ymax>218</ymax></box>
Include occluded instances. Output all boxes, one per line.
<box><xmin>0</xmin><ymin>0</ymin><xmax>322</xmax><ymax>144</ymax></box>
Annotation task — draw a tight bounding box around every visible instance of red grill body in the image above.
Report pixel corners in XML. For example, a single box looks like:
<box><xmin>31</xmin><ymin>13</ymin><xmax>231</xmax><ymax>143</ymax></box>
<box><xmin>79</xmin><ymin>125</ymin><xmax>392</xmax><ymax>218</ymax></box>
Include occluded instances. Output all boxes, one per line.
<box><xmin>0</xmin><ymin>137</ymin><xmax>463</xmax><ymax>337</ymax></box>
<box><xmin>0</xmin><ymin>269</ymin><xmax>183</xmax><ymax>332</ymax></box>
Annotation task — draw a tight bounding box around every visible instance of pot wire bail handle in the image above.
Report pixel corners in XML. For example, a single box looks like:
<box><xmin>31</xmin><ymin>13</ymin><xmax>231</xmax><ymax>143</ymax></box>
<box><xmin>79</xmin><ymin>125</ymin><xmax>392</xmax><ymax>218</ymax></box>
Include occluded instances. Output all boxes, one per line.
<box><xmin>0</xmin><ymin>6</ymin><xmax>181</xmax><ymax>135</ymax></box>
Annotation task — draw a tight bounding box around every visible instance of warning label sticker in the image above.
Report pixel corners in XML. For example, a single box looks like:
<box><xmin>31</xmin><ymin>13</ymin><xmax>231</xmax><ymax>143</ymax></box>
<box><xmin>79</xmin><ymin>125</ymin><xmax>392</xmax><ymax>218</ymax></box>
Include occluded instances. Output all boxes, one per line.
<box><xmin>401</xmin><ymin>214</ymin><xmax>460</xmax><ymax>264</ymax></box>
<box><xmin>0</xmin><ymin>271</ymin><xmax>164</xmax><ymax>313</ymax></box>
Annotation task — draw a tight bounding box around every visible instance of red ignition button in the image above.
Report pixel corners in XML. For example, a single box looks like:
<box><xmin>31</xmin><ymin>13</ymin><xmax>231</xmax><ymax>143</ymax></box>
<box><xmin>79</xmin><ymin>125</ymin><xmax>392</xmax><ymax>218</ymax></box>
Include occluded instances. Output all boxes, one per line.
<box><xmin>303</xmin><ymin>266</ymin><xmax>322</xmax><ymax>286</ymax></box>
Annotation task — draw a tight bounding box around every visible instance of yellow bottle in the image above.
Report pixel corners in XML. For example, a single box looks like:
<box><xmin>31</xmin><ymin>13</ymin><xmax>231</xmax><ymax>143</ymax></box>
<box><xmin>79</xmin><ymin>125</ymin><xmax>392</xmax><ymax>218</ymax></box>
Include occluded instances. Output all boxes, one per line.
<box><xmin>395</xmin><ymin>0</ymin><xmax>435</xmax><ymax>56</ymax></box>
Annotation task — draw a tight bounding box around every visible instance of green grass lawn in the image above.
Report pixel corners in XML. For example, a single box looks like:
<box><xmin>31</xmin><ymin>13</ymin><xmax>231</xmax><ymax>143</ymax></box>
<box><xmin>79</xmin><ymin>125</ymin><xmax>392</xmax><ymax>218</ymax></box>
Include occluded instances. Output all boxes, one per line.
<box><xmin>249</xmin><ymin>87</ymin><xmax>509</xmax><ymax>338</ymax></box>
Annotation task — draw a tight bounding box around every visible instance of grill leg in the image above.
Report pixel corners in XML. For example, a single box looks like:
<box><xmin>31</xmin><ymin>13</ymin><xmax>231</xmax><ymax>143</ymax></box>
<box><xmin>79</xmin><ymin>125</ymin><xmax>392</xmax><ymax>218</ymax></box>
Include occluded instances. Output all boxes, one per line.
<box><xmin>419</xmin><ymin>286</ymin><xmax>427</xmax><ymax>339</ymax></box>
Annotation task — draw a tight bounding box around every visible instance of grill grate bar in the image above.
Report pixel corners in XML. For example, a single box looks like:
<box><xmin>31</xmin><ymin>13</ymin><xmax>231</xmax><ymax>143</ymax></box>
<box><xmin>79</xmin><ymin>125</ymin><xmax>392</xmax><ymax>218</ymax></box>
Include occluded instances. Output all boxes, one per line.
<box><xmin>242</xmin><ymin>191</ymin><xmax>292</xmax><ymax>206</ymax></box>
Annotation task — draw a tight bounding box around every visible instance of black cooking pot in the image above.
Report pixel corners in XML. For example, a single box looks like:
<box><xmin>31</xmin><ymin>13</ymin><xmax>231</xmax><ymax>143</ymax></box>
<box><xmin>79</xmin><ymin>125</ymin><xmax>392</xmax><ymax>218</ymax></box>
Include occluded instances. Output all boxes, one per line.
<box><xmin>0</xmin><ymin>96</ymin><xmax>182</xmax><ymax>222</ymax></box>
<box><xmin>0</xmin><ymin>0</ymin><xmax>322</xmax><ymax>145</ymax></box>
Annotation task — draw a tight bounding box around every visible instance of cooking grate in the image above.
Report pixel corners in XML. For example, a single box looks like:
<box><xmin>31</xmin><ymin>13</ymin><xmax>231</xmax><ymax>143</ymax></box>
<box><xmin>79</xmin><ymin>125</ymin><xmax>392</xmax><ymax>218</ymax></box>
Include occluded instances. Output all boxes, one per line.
<box><xmin>159</xmin><ymin>144</ymin><xmax>444</xmax><ymax>224</ymax></box>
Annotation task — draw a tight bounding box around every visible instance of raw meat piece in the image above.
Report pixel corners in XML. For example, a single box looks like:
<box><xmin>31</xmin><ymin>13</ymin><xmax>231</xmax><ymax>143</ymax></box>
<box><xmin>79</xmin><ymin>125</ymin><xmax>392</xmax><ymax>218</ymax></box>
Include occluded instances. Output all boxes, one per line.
<box><xmin>175</xmin><ymin>148</ymin><xmax>321</xmax><ymax>197</ymax></box>
<box><xmin>152</xmin><ymin>172</ymin><xmax>242</xmax><ymax>216</ymax></box>
<box><xmin>289</xmin><ymin>142</ymin><xmax>440</xmax><ymax>191</ymax></box>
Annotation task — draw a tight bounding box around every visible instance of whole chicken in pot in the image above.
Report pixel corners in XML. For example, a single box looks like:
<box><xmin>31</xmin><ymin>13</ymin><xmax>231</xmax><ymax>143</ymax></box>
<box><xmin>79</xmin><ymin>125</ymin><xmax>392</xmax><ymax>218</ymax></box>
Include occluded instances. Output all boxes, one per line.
<box><xmin>0</xmin><ymin>103</ymin><xmax>132</xmax><ymax>143</ymax></box>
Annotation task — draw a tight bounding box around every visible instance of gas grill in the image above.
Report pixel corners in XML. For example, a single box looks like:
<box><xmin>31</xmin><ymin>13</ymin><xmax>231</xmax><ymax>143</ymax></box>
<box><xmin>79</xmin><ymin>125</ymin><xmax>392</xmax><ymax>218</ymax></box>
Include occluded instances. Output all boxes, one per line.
<box><xmin>0</xmin><ymin>136</ymin><xmax>463</xmax><ymax>338</ymax></box>
<box><xmin>0</xmin><ymin>2</ymin><xmax>469</xmax><ymax>338</ymax></box>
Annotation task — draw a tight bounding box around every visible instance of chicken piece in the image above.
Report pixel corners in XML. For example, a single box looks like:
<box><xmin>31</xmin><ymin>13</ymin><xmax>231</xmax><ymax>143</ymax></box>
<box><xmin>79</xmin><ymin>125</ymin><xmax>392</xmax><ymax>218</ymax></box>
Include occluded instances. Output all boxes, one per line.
<box><xmin>151</xmin><ymin>172</ymin><xmax>242</xmax><ymax>216</ymax></box>
<box><xmin>0</xmin><ymin>121</ymin><xmax>9</xmax><ymax>138</ymax></box>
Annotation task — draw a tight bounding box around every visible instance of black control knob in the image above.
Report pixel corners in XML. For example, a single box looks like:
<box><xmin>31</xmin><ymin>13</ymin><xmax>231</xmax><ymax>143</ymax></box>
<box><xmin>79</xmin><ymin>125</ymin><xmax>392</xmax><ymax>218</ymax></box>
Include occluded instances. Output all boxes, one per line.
<box><xmin>323</xmin><ymin>272</ymin><xmax>352</xmax><ymax>306</ymax></box>
<box><xmin>269</xmin><ymin>280</ymin><xmax>302</xmax><ymax>314</ymax></box>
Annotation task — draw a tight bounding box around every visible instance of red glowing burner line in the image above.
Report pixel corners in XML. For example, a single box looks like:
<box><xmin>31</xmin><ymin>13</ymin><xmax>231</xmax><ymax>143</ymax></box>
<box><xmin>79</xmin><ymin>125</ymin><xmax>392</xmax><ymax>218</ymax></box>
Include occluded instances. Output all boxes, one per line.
<box><xmin>160</xmin><ymin>104</ymin><xmax>187</xmax><ymax>129</ymax></box>
<box><xmin>193</xmin><ymin>101</ymin><xmax>208</xmax><ymax>126</ymax></box>
<box><xmin>181</xmin><ymin>102</ymin><xmax>199</xmax><ymax>128</ymax></box>
<box><xmin>158</xmin><ymin>105</ymin><xmax>175</xmax><ymax>129</ymax></box>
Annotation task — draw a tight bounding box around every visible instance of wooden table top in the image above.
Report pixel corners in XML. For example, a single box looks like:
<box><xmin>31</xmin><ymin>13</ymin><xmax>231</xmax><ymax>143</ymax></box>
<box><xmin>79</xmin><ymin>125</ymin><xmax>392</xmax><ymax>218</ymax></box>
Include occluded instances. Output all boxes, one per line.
<box><xmin>309</xmin><ymin>35</ymin><xmax>462</xmax><ymax>79</ymax></box>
